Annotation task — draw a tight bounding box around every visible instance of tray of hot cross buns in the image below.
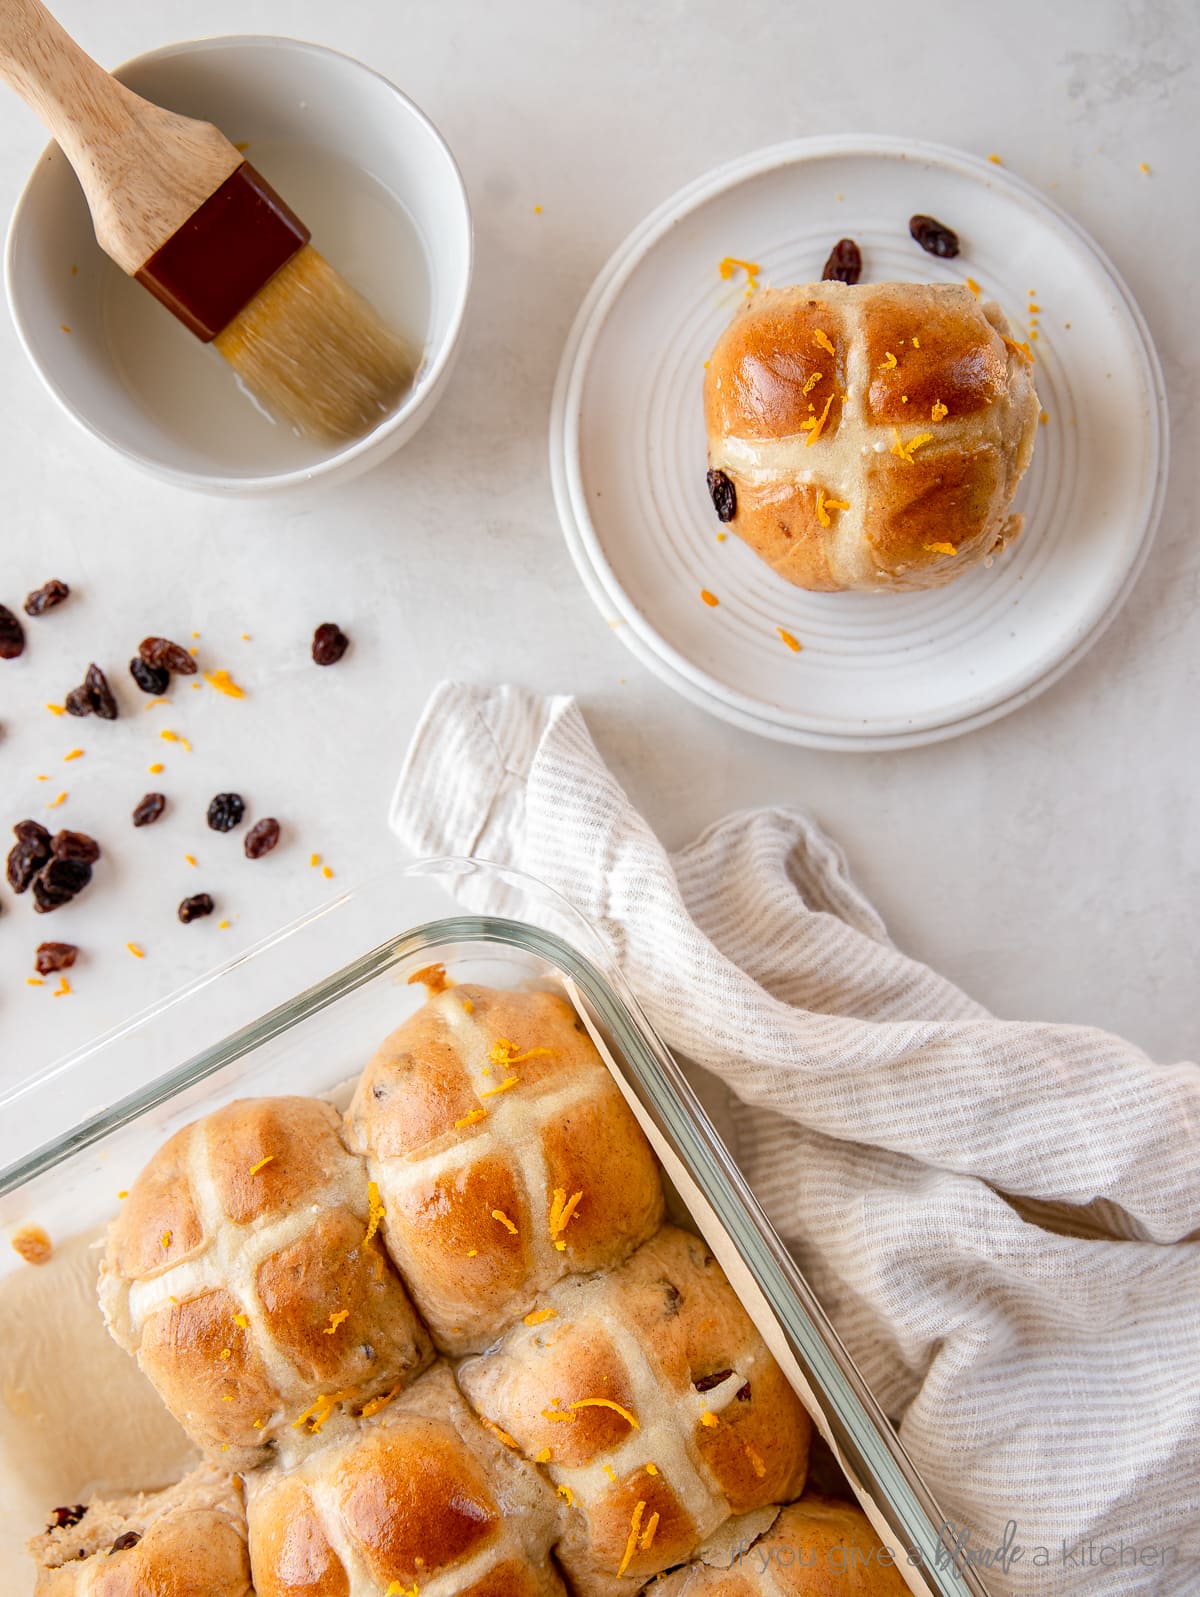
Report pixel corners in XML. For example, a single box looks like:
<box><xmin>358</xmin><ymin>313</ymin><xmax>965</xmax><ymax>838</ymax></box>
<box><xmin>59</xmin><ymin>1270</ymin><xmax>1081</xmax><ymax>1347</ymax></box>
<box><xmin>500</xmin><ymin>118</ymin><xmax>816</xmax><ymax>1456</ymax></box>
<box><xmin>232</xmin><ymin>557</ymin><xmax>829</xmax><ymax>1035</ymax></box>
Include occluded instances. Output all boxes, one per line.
<box><xmin>0</xmin><ymin>860</ymin><xmax>989</xmax><ymax>1597</ymax></box>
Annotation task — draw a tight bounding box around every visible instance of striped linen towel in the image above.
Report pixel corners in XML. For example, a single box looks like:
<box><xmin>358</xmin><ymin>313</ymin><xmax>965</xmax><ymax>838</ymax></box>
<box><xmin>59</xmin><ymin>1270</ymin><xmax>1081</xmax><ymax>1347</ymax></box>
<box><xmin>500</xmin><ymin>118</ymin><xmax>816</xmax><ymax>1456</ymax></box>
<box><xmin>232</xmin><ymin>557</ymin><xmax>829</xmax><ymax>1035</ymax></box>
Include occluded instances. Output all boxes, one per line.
<box><xmin>391</xmin><ymin>681</ymin><xmax>1200</xmax><ymax>1597</ymax></box>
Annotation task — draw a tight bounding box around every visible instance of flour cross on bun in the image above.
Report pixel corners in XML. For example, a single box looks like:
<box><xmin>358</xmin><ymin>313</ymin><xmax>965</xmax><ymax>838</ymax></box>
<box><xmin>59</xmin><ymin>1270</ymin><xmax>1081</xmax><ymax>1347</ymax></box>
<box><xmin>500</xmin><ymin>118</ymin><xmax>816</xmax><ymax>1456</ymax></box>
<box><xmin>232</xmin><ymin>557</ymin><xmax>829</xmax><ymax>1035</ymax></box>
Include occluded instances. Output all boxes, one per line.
<box><xmin>458</xmin><ymin>1226</ymin><xmax>812</xmax><ymax>1596</ymax></box>
<box><xmin>246</xmin><ymin>1364</ymin><xmax>567</xmax><ymax>1597</ymax></box>
<box><xmin>345</xmin><ymin>984</ymin><xmax>665</xmax><ymax>1355</ymax></box>
<box><xmin>99</xmin><ymin>1097</ymin><xmax>432</xmax><ymax>1466</ymax></box>
<box><xmin>705</xmin><ymin>281</ymin><xmax>1039</xmax><ymax>591</ymax></box>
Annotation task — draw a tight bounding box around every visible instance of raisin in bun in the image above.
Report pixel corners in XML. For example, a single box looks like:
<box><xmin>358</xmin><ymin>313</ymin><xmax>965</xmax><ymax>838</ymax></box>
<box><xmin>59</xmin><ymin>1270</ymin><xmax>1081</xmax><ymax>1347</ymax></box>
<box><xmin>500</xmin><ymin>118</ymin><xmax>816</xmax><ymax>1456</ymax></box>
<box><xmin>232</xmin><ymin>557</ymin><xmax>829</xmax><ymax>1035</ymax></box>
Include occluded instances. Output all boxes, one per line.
<box><xmin>245</xmin><ymin>1364</ymin><xmax>567</xmax><ymax>1597</ymax></box>
<box><xmin>99</xmin><ymin>1096</ymin><xmax>432</xmax><ymax>1467</ymax></box>
<box><xmin>345</xmin><ymin>984</ymin><xmax>664</xmax><ymax>1355</ymax></box>
<box><xmin>29</xmin><ymin>1465</ymin><xmax>251</xmax><ymax>1597</ymax></box>
<box><xmin>646</xmin><ymin>1495</ymin><xmax>912</xmax><ymax>1595</ymax></box>
<box><xmin>457</xmin><ymin>1226</ymin><xmax>811</xmax><ymax>1596</ymax></box>
<box><xmin>704</xmin><ymin>281</ymin><xmax>1039</xmax><ymax>591</ymax></box>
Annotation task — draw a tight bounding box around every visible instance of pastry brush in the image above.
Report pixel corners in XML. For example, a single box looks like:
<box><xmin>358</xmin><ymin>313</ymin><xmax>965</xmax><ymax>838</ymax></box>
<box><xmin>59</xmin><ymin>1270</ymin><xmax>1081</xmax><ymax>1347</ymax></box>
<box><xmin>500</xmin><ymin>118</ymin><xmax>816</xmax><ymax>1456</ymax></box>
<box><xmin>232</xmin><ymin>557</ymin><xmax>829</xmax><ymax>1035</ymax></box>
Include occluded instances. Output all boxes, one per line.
<box><xmin>0</xmin><ymin>0</ymin><xmax>415</xmax><ymax>444</ymax></box>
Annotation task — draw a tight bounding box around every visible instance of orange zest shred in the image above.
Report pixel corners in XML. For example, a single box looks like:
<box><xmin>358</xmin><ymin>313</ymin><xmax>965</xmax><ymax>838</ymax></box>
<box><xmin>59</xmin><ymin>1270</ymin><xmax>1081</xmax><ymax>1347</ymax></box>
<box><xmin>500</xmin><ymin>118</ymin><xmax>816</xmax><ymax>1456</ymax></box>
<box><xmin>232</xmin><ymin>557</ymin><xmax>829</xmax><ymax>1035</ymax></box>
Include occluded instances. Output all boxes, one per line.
<box><xmin>385</xmin><ymin>1585</ymin><xmax>419</xmax><ymax>1597</ymax></box>
<box><xmin>249</xmin><ymin>1154</ymin><xmax>275</xmax><ymax>1175</ymax></box>
<box><xmin>931</xmin><ymin>399</ymin><xmax>949</xmax><ymax>422</ymax></box>
<box><xmin>816</xmin><ymin>490</ymin><xmax>850</xmax><ymax>529</ymax></box>
<box><xmin>568</xmin><ymin>1397</ymin><xmax>639</xmax><ymax>1430</ymax></box>
<box><xmin>203</xmin><ymin>669</ymin><xmax>245</xmax><ymax>699</ymax></box>
<box><xmin>491</xmin><ymin>1208</ymin><xmax>519</xmax><ymax>1235</ymax></box>
<box><xmin>462</xmin><ymin>997</ymin><xmax>475</xmax><ymax>1013</ymax></box>
<box><xmin>480</xmin><ymin>1075</ymin><xmax>520</xmax><ymax>1098</ymax></box>
<box><xmin>47</xmin><ymin>792</ymin><xmax>67</xmax><ymax>809</ymax></box>
<box><xmin>26</xmin><ymin>978</ymin><xmax>45</xmax><ymax>987</ymax></box>
<box><xmin>878</xmin><ymin>351</ymin><xmax>898</xmax><ymax>371</ymax></box>
<box><xmin>160</xmin><ymin>1230</ymin><xmax>172</xmax><ymax>1250</ymax></box>
<box><xmin>1002</xmin><ymin>335</ymin><xmax>1034</xmax><ymax>363</ymax></box>
<box><xmin>542</xmin><ymin>1403</ymin><xmax>578</xmax><ymax>1424</ymax></box>
<box><xmin>184</xmin><ymin>853</ymin><xmax>197</xmax><ymax>867</ymax></box>
<box><xmin>718</xmin><ymin>256</ymin><xmax>760</xmax><ymax>290</ymax></box>
<box><xmin>64</xmin><ymin>748</ymin><xmax>84</xmax><ymax>762</ymax></box>
<box><xmin>1040</xmin><ymin>410</ymin><xmax>1049</xmax><ymax>426</ymax></box>
<box><xmin>700</xmin><ymin>1410</ymin><xmax>720</xmax><ymax>1428</ymax></box>
<box><xmin>801</xmin><ymin>393</ymin><xmax>835</xmax><ymax>447</ymax></box>
<box><xmin>322</xmin><ymin>865</ymin><xmax>334</xmax><ymax>879</ymax></box>
<box><xmin>988</xmin><ymin>153</ymin><xmax>1003</xmax><ymax>165</ymax></box>
<box><xmin>557</xmin><ymin>1484</ymin><xmax>575</xmax><ymax>1507</ymax></box>
<box><xmin>293</xmin><ymin>1387</ymin><xmax>358</xmax><ymax>1435</ymax></box>
<box><xmin>890</xmin><ymin>429</ymin><xmax>933</xmax><ymax>464</ymax></box>
<box><xmin>53</xmin><ymin>976</ymin><xmax>71</xmax><ymax>998</ymax></box>
<box><xmin>480</xmin><ymin>1415</ymin><xmax>519</xmax><ymax>1448</ymax></box>
<box><xmin>535</xmin><ymin>1446</ymin><xmax>552</xmax><ymax>1463</ymax></box>
<box><xmin>645</xmin><ymin>1462</ymin><xmax>659</xmax><ymax>1475</ymax></box>
<box><xmin>744</xmin><ymin>1442</ymin><xmax>767</xmax><ymax>1478</ymax></box>
<box><xmin>322</xmin><ymin>1310</ymin><xmax>349</xmax><ymax>1336</ymax></box>
<box><xmin>603</xmin><ymin>1463</ymin><xmax>617</xmax><ymax>1482</ymax></box>
<box><xmin>489</xmin><ymin>1037</ymin><xmax>552</xmax><ymax>1068</ymax></box>
<box><xmin>253</xmin><ymin>1418</ymin><xmax>266</xmax><ymax>1430</ymax></box>
<box><xmin>360</xmin><ymin>1384</ymin><xmax>404</xmax><ymax>1420</ymax></box>
<box><xmin>617</xmin><ymin>1502</ymin><xmax>647</xmax><ymax>1578</ymax></box>
<box><xmin>640</xmin><ymin>1511</ymin><xmax>661</xmax><ymax>1551</ymax></box>
<box><xmin>549</xmin><ymin>1188</ymin><xmax>583</xmax><ymax>1248</ymax></box>
<box><xmin>965</xmin><ymin>276</ymin><xmax>982</xmax><ymax>298</ymax></box>
<box><xmin>127</xmin><ymin>943</ymin><xmax>145</xmax><ymax>959</ymax></box>
<box><xmin>309</xmin><ymin>853</ymin><xmax>321</xmax><ymax>867</ymax></box>
<box><xmin>455</xmin><ymin>1107</ymin><xmax>488</xmax><ymax>1129</ymax></box>
<box><xmin>408</xmin><ymin>962</ymin><xmax>449</xmax><ymax>992</ymax></box>
<box><xmin>524</xmin><ymin>1307</ymin><xmax>557</xmax><ymax>1326</ymax></box>
<box><xmin>219</xmin><ymin>1348</ymin><xmax>232</xmax><ymax>1361</ymax></box>
<box><xmin>46</xmin><ymin>703</ymin><xmax>66</xmax><ymax>716</ymax></box>
<box><xmin>148</xmin><ymin>763</ymin><xmax>165</xmax><ymax>774</ymax></box>
<box><xmin>364</xmin><ymin>1181</ymin><xmax>386</xmax><ymax>1245</ymax></box>
<box><xmin>233</xmin><ymin>1312</ymin><xmax>250</xmax><ymax>1330</ymax></box>
<box><xmin>160</xmin><ymin>729</ymin><xmax>192</xmax><ymax>751</ymax></box>
<box><xmin>912</xmin><ymin>335</ymin><xmax>921</xmax><ymax>348</ymax></box>
<box><xmin>466</xmin><ymin>1248</ymin><xmax>479</xmax><ymax>1258</ymax></box>
<box><xmin>802</xmin><ymin>371</ymin><xmax>823</xmax><ymax>395</ymax></box>
<box><xmin>925</xmin><ymin>542</ymin><xmax>959</xmax><ymax>557</ymax></box>
<box><xmin>117</xmin><ymin>1190</ymin><xmax>128</xmax><ymax>1200</ymax></box>
<box><xmin>700</xmin><ymin>589</ymin><xmax>719</xmax><ymax>608</ymax></box>
<box><xmin>812</xmin><ymin>328</ymin><xmax>836</xmax><ymax>357</ymax></box>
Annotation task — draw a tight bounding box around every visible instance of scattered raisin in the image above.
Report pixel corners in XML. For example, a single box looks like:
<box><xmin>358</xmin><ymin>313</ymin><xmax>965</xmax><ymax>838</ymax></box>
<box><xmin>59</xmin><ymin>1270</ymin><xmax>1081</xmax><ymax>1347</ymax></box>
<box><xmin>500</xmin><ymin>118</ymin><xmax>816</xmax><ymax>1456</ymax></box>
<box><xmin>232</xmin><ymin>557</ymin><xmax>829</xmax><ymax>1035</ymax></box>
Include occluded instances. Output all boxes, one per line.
<box><xmin>129</xmin><ymin>656</ymin><xmax>170</xmax><ymax>696</ymax></box>
<box><xmin>736</xmin><ymin>1381</ymin><xmax>752</xmax><ymax>1402</ymax></box>
<box><xmin>32</xmin><ymin>856</ymin><xmax>92</xmax><ymax>912</ymax></box>
<box><xmin>7</xmin><ymin>822</ymin><xmax>52</xmax><ymax>893</ymax></box>
<box><xmin>139</xmin><ymin>636</ymin><xmax>197</xmax><ymax>676</ymax></box>
<box><xmin>178</xmin><ymin>892</ymin><xmax>215</xmax><ymax>924</ymax></box>
<box><xmin>693</xmin><ymin>1368</ymin><xmax>734</xmax><ymax>1393</ymax></box>
<box><xmin>0</xmin><ymin>604</ymin><xmax>25</xmax><ymax>659</ymax></box>
<box><xmin>244</xmin><ymin>817</ymin><xmax>280</xmax><ymax>859</ymax></box>
<box><xmin>65</xmin><ymin>664</ymin><xmax>118</xmax><ymax>719</ymax></box>
<box><xmin>132</xmin><ymin>792</ymin><xmax>166</xmax><ymax>828</ymax></box>
<box><xmin>52</xmin><ymin>829</ymin><xmax>101</xmax><ymax>863</ymax></box>
<box><xmin>207</xmin><ymin>793</ymin><xmax>245</xmax><ymax>832</ymax></box>
<box><xmin>822</xmin><ymin>237</ymin><xmax>863</xmax><ymax>284</ymax></box>
<box><xmin>660</xmin><ymin>1279</ymin><xmax>681</xmax><ymax>1317</ymax></box>
<box><xmin>706</xmin><ymin>469</ymin><xmax>737</xmax><ymax>523</ymax></box>
<box><xmin>312</xmin><ymin>622</ymin><xmax>350</xmax><ymax>666</ymax></box>
<box><xmin>48</xmin><ymin>1505</ymin><xmax>88</xmax><ymax>1530</ymax></box>
<box><xmin>909</xmin><ymin>214</ymin><xmax>960</xmax><ymax>258</ymax></box>
<box><xmin>110</xmin><ymin>1531</ymin><xmax>142</xmax><ymax>1554</ymax></box>
<box><xmin>36</xmin><ymin>942</ymin><xmax>78</xmax><ymax>975</ymax></box>
<box><xmin>24</xmin><ymin>580</ymin><xmax>70</xmax><ymax>616</ymax></box>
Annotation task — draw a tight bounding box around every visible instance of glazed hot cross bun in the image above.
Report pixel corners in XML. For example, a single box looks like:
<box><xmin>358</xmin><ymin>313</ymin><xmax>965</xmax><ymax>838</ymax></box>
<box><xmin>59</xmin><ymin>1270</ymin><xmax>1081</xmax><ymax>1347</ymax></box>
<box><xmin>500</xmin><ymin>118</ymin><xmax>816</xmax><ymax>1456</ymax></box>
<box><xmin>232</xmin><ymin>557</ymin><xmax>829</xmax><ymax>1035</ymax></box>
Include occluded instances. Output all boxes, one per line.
<box><xmin>29</xmin><ymin>1464</ymin><xmax>251</xmax><ymax>1597</ymax></box>
<box><xmin>246</xmin><ymin>1363</ymin><xmax>567</xmax><ymax>1597</ymax></box>
<box><xmin>345</xmin><ymin>982</ymin><xmax>665</xmax><ymax>1355</ymax></box>
<box><xmin>99</xmin><ymin>1096</ymin><xmax>432</xmax><ymax>1467</ymax></box>
<box><xmin>704</xmin><ymin>281</ymin><xmax>1039</xmax><ymax>591</ymax></box>
<box><xmin>457</xmin><ymin>1226</ymin><xmax>812</xmax><ymax>1596</ymax></box>
<box><xmin>646</xmin><ymin>1495</ymin><xmax>912</xmax><ymax>1595</ymax></box>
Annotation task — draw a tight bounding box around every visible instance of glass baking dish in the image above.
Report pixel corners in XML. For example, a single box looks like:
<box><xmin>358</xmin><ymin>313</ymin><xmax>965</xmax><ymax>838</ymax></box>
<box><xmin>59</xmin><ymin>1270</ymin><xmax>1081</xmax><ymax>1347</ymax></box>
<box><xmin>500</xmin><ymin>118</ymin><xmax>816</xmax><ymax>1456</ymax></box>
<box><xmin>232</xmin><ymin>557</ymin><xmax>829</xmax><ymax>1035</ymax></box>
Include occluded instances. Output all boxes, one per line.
<box><xmin>0</xmin><ymin>858</ymin><xmax>989</xmax><ymax>1597</ymax></box>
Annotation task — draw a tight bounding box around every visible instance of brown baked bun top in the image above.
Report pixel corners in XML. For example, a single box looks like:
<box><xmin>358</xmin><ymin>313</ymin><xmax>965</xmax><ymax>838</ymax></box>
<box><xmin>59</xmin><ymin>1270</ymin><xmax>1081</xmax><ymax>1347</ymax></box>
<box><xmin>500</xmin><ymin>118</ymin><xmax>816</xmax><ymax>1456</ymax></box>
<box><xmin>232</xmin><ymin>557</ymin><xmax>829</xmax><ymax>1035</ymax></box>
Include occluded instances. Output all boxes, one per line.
<box><xmin>646</xmin><ymin>1495</ymin><xmax>913</xmax><ymax>1595</ymax></box>
<box><xmin>345</xmin><ymin>984</ymin><xmax>664</xmax><ymax>1355</ymax></box>
<box><xmin>704</xmin><ymin>281</ymin><xmax>1039</xmax><ymax>591</ymax></box>
<box><xmin>99</xmin><ymin>1096</ymin><xmax>432</xmax><ymax>1466</ymax></box>
<box><xmin>245</xmin><ymin>1364</ymin><xmax>566</xmax><ymax>1597</ymax></box>
<box><xmin>458</xmin><ymin>1225</ymin><xmax>811</xmax><ymax>1597</ymax></box>
<box><xmin>29</xmin><ymin>1465</ymin><xmax>251</xmax><ymax>1597</ymax></box>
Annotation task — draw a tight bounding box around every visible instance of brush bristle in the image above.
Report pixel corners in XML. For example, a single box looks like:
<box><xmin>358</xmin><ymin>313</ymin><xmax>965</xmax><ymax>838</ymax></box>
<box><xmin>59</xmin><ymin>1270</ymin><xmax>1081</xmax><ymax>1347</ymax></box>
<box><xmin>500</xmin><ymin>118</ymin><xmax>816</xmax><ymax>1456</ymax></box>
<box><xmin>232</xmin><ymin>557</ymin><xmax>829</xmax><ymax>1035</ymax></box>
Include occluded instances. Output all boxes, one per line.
<box><xmin>212</xmin><ymin>245</ymin><xmax>416</xmax><ymax>445</ymax></box>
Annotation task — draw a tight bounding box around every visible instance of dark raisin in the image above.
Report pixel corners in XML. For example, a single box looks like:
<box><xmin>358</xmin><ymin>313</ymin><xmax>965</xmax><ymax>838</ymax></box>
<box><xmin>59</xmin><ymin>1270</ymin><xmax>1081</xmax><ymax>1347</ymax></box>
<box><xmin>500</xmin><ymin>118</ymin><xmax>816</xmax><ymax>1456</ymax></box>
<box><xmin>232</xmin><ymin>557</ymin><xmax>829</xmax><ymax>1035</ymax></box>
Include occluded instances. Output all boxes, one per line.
<box><xmin>705</xmin><ymin>469</ymin><xmax>737</xmax><ymax>523</ymax></box>
<box><xmin>52</xmin><ymin>830</ymin><xmax>101</xmax><ymax>863</ymax></box>
<box><xmin>110</xmin><ymin>1531</ymin><xmax>142</xmax><ymax>1553</ymax></box>
<box><xmin>85</xmin><ymin>663</ymin><xmax>118</xmax><ymax>719</ymax></box>
<box><xmin>693</xmin><ymin>1368</ymin><xmax>734</xmax><ymax>1393</ymax></box>
<box><xmin>36</xmin><ymin>942</ymin><xmax>78</xmax><ymax>975</ymax></box>
<box><xmin>822</xmin><ymin>237</ymin><xmax>863</xmax><ymax>284</ymax></box>
<box><xmin>660</xmin><ymin>1279</ymin><xmax>681</xmax><ymax>1317</ymax></box>
<box><xmin>48</xmin><ymin>1504</ymin><xmax>88</xmax><ymax>1529</ymax></box>
<box><xmin>132</xmin><ymin>792</ymin><xmax>166</xmax><ymax>828</ymax></box>
<box><xmin>178</xmin><ymin>892</ymin><xmax>215</xmax><ymax>924</ymax></box>
<box><xmin>129</xmin><ymin>656</ymin><xmax>170</xmax><ymax>696</ymax></box>
<box><xmin>736</xmin><ymin>1381</ymin><xmax>752</xmax><ymax>1402</ymax></box>
<box><xmin>139</xmin><ymin>636</ymin><xmax>197</xmax><ymax>675</ymax></box>
<box><xmin>32</xmin><ymin>856</ymin><xmax>92</xmax><ymax>912</ymax></box>
<box><xmin>207</xmin><ymin>793</ymin><xmax>245</xmax><ymax>832</ymax></box>
<box><xmin>64</xmin><ymin>683</ymin><xmax>93</xmax><ymax>717</ymax></box>
<box><xmin>244</xmin><ymin>817</ymin><xmax>280</xmax><ymax>859</ymax></box>
<box><xmin>7</xmin><ymin>822</ymin><xmax>52</xmax><ymax>893</ymax></box>
<box><xmin>0</xmin><ymin>604</ymin><xmax>25</xmax><ymax>659</ymax></box>
<box><xmin>909</xmin><ymin>214</ymin><xmax>960</xmax><ymax>258</ymax></box>
<box><xmin>360</xmin><ymin>1342</ymin><xmax>377</xmax><ymax>1362</ymax></box>
<box><xmin>372</xmin><ymin>1083</ymin><xmax>387</xmax><ymax>1100</ymax></box>
<box><xmin>312</xmin><ymin>622</ymin><xmax>350</xmax><ymax>666</ymax></box>
<box><xmin>24</xmin><ymin>580</ymin><xmax>70</xmax><ymax>617</ymax></box>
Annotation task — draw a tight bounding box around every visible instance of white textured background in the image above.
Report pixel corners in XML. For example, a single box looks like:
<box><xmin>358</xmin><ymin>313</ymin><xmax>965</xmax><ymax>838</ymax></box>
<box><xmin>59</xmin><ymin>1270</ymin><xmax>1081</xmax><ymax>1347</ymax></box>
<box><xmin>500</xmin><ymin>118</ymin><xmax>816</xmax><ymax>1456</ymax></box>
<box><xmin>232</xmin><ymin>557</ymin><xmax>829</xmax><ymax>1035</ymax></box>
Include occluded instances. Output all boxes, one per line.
<box><xmin>0</xmin><ymin>0</ymin><xmax>1196</xmax><ymax>1100</ymax></box>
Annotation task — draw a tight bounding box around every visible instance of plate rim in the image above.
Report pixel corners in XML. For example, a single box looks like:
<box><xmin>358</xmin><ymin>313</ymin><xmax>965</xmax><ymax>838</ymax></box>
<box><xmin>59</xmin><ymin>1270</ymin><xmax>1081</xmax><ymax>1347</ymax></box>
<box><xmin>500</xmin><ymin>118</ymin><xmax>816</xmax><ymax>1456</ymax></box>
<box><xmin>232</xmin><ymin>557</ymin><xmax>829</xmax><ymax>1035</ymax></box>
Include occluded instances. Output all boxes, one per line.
<box><xmin>548</xmin><ymin>133</ymin><xmax>1170</xmax><ymax>751</ymax></box>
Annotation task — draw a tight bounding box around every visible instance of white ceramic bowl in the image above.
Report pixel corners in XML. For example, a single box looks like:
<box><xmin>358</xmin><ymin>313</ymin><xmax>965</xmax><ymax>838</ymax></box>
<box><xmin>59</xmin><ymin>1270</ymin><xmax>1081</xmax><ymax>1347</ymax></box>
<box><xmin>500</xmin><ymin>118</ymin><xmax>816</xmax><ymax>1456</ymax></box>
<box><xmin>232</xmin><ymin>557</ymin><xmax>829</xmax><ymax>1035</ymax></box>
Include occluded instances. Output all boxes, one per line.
<box><xmin>4</xmin><ymin>36</ymin><xmax>472</xmax><ymax>494</ymax></box>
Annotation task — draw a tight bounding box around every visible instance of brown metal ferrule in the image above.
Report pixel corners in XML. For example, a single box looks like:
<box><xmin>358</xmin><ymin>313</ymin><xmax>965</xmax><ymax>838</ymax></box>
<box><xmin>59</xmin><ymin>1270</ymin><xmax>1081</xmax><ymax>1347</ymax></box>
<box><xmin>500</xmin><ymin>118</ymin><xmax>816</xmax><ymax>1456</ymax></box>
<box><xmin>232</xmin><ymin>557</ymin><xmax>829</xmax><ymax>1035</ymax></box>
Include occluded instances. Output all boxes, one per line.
<box><xmin>134</xmin><ymin>162</ymin><xmax>311</xmax><ymax>342</ymax></box>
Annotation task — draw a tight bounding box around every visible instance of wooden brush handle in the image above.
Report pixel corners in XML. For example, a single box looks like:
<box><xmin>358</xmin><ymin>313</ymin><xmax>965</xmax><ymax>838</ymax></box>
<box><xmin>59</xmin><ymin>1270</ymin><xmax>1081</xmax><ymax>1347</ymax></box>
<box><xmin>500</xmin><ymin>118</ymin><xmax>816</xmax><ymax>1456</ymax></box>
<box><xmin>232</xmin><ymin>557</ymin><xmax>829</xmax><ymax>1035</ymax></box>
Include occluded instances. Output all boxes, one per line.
<box><xmin>0</xmin><ymin>0</ymin><xmax>243</xmax><ymax>272</ymax></box>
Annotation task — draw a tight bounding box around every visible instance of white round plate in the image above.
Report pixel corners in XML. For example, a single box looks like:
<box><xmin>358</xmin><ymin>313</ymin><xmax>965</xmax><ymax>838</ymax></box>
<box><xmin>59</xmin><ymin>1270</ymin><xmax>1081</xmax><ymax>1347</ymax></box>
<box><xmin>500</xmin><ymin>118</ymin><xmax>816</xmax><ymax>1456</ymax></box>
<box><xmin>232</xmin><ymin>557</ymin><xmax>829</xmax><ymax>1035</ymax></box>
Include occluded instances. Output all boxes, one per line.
<box><xmin>549</xmin><ymin>136</ymin><xmax>1168</xmax><ymax>750</ymax></box>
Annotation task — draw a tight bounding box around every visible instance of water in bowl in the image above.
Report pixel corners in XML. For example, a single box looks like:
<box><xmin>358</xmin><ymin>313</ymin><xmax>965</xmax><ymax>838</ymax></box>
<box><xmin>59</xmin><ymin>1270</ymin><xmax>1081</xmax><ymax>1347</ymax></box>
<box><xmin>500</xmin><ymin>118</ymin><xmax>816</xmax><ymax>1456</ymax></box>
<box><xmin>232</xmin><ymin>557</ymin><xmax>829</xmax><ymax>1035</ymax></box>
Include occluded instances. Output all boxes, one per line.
<box><xmin>101</xmin><ymin>141</ymin><xmax>431</xmax><ymax>475</ymax></box>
